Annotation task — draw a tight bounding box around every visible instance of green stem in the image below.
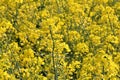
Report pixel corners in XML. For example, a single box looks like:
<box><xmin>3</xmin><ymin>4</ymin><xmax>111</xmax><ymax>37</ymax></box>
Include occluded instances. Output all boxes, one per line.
<box><xmin>49</xmin><ymin>26</ymin><xmax>58</xmax><ymax>80</ymax></box>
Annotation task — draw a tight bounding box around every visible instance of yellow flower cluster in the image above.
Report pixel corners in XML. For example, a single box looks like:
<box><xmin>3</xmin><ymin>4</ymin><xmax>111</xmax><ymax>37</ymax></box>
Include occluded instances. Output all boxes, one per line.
<box><xmin>0</xmin><ymin>0</ymin><xmax>120</xmax><ymax>80</ymax></box>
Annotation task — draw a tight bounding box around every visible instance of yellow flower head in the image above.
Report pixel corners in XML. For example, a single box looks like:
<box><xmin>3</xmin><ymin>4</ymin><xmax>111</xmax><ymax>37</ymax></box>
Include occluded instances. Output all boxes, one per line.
<box><xmin>106</xmin><ymin>35</ymin><xmax>119</xmax><ymax>44</ymax></box>
<box><xmin>75</xmin><ymin>43</ymin><xmax>89</xmax><ymax>53</ymax></box>
<box><xmin>24</xmin><ymin>48</ymin><xmax>34</xmax><ymax>58</ymax></box>
<box><xmin>68</xmin><ymin>31</ymin><xmax>81</xmax><ymax>42</ymax></box>
<box><xmin>89</xmin><ymin>34</ymin><xmax>101</xmax><ymax>46</ymax></box>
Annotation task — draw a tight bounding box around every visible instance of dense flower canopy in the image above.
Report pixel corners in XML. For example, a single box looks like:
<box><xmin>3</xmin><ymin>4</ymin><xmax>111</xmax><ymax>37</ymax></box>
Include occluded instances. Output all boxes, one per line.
<box><xmin>0</xmin><ymin>0</ymin><xmax>120</xmax><ymax>80</ymax></box>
